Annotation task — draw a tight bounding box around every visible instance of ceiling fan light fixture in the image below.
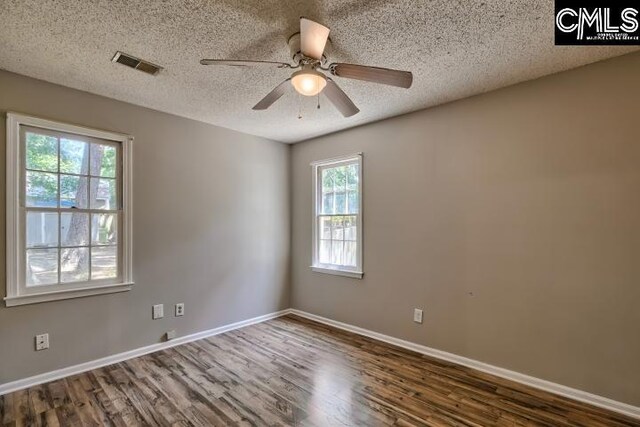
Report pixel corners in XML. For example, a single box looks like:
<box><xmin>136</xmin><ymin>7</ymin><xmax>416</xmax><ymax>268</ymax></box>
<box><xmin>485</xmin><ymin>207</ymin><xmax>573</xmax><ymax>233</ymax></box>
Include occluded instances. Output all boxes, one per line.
<box><xmin>291</xmin><ymin>69</ymin><xmax>327</xmax><ymax>96</ymax></box>
<box><xmin>201</xmin><ymin>17</ymin><xmax>412</xmax><ymax>117</ymax></box>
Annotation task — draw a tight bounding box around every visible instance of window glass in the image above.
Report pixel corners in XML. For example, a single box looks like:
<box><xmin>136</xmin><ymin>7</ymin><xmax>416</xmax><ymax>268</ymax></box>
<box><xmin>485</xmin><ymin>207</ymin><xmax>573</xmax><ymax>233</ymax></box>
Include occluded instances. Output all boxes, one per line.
<box><xmin>313</xmin><ymin>156</ymin><xmax>362</xmax><ymax>274</ymax></box>
<box><xmin>60</xmin><ymin>138</ymin><xmax>88</xmax><ymax>174</ymax></box>
<box><xmin>22</xmin><ymin>128</ymin><xmax>122</xmax><ymax>288</ymax></box>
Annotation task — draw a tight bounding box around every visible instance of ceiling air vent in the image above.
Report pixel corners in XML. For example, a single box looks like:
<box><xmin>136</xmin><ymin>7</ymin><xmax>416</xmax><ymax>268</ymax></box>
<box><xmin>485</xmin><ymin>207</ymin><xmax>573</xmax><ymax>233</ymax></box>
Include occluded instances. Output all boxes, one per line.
<box><xmin>112</xmin><ymin>51</ymin><xmax>162</xmax><ymax>76</ymax></box>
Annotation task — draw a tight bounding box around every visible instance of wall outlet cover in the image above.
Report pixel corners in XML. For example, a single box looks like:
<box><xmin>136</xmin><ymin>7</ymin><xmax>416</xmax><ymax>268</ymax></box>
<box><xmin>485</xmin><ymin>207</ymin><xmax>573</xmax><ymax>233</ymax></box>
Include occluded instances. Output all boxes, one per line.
<box><xmin>35</xmin><ymin>333</ymin><xmax>49</xmax><ymax>351</ymax></box>
<box><xmin>165</xmin><ymin>330</ymin><xmax>177</xmax><ymax>341</ymax></box>
<box><xmin>175</xmin><ymin>303</ymin><xmax>185</xmax><ymax>317</ymax></box>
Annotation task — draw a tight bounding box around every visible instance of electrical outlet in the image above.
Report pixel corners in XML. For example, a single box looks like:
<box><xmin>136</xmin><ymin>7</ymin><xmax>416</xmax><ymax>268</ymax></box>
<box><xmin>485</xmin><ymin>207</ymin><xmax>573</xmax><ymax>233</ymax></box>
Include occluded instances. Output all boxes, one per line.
<box><xmin>153</xmin><ymin>304</ymin><xmax>164</xmax><ymax>319</ymax></box>
<box><xmin>175</xmin><ymin>303</ymin><xmax>185</xmax><ymax>317</ymax></box>
<box><xmin>35</xmin><ymin>333</ymin><xmax>49</xmax><ymax>351</ymax></box>
<box><xmin>413</xmin><ymin>309</ymin><xmax>423</xmax><ymax>324</ymax></box>
<box><xmin>165</xmin><ymin>330</ymin><xmax>177</xmax><ymax>341</ymax></box>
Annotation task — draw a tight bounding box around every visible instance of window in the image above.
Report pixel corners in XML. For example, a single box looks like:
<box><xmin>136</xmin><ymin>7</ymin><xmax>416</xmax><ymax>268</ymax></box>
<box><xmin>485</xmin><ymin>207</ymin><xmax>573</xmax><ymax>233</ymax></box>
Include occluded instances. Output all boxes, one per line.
<box><xmin>311</xmin><ymin>154</ymin><xmax>363</xmax><ymax>278</ymax></box>
<box><xmin>5</xmin><ymin>113</ymin><xmax>133</xmax><ymax>306</ymax></box>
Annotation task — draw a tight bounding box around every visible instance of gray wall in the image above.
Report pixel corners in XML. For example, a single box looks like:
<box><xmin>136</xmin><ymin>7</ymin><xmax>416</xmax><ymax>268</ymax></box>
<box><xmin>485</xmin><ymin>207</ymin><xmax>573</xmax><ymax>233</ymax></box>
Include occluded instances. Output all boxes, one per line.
<box><xmin>291</xmin><ymin>52</ymin><xmax>640</xmax><ymax>406</ymax></box>
<box><xmin>0</xmin><ymin>70</ymin><xmax>290</xmax><ymax>383</ymax></box>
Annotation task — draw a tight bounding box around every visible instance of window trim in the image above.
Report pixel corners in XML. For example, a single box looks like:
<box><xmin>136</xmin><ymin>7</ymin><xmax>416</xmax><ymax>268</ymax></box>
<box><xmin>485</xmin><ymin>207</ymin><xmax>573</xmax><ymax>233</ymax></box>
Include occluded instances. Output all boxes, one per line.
<box><xmin>311</xmin><ymin>153</ymin><xmax>363</xmax><ymax>279</ymax></box>
<box><xmin>5</xmin><ymin>112</ymin><xmax>134</xmax><ymax>306</ymax></box>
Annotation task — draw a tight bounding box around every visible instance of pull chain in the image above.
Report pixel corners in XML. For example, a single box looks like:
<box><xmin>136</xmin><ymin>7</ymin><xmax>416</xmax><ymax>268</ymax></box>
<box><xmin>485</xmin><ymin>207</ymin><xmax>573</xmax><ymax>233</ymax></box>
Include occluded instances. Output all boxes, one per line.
<box><xmin>298</xmin><ymin>93</ymin><xmax>303</xmax><ymax>120</ymax></box>
<box><xmin>317</xmin><ymin>75</ymin><xmax>321</xmax><ymax>109</ymax></box>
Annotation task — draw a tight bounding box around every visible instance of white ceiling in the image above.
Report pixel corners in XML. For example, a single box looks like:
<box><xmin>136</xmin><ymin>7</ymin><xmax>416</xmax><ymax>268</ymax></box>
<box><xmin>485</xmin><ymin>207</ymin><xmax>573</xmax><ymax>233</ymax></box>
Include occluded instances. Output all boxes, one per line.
<box><xmin>1</xmin><ymin>1</ymin><xmax>637</xmax><ymax>143</ymax></box>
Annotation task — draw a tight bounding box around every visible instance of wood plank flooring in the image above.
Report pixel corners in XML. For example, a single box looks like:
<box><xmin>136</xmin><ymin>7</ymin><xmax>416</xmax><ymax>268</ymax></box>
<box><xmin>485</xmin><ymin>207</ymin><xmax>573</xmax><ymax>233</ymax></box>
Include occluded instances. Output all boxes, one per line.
<box><xmin>1</xmin><ymin>314</ymin><xmax>638</xmax><ymax>426</ymax></box>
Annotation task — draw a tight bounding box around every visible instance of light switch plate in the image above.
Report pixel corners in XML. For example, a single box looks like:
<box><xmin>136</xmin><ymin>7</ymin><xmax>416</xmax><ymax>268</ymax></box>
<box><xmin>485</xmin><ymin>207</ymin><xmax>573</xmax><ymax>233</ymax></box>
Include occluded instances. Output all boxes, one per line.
<box><xmin>413</xmin><ymin>308</ymin><xmax>423</xmax><ymax>324</ymax></box>
<box><xmin>153</xmin><ymin>304</ymin><xmax>164</xmax><ymax>319</ymax></box>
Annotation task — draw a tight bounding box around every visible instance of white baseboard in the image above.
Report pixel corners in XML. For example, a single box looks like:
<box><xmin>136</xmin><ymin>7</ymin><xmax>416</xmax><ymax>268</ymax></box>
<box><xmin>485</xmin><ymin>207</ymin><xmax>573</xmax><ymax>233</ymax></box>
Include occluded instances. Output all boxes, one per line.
<box><xmin>289</xmin><ymin>309</ymin><xmax>640</xmax><ymax>420</ymax></box>
<box><xmin>0</xmin><ymin>309</ymin><xmax>290</xmax><ymax>396</ymax></box>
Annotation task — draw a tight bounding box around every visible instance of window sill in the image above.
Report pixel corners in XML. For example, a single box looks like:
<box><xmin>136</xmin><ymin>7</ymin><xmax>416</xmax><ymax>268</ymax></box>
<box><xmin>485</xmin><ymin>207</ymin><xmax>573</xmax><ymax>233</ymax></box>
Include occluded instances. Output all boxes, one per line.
<box><xmin>4</xmin><ymin>282</ymin><xmax>133</xmax><ymax>307</ymax></box>
<box><xmin>311</xmin><ymin>266</ymin><xmax>363</xmax><ymax>279</ymax></box>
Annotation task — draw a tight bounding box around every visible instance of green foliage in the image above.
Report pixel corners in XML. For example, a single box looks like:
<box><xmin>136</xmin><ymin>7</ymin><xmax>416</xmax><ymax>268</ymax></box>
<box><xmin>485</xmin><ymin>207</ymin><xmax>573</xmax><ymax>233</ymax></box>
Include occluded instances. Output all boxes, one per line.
<box><xmin>26</xmin><ymin>171</ymin><xmax>57</xmax><ymax>205</ymax></box>
<box><xmin>98</xmin><ymin>145</ymin><xmax>117</xmax><ymax>177</ymax></box>
<box><xmin>26</xmin><ymin>133</ymin><xmax>57</xmax><ymax>172</ymax></box>
<box><xmin>322</xmin><ymin>164</ymin><xmax>358</xmax><ymax>191</ymax></box>
<box><xmin>25</xmin><ymin>132</ymin><xmax>116</xmax><ymax>206</ymax></box>
<box><xmin>24</xmin><ymin>133</ymin><xmax>120</xmax><ymax>283</ymax></box>
<box><xmin>321</xmin><ymin>163</ymin><xmax>359</xmax><ymax>214</ymax></box>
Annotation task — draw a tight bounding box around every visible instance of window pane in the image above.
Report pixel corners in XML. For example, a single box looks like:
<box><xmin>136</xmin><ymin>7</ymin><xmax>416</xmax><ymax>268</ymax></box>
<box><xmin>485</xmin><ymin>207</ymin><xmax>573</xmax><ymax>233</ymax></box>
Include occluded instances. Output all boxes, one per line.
<box><xmin>347</xmin><ymin>191</ymin><xmax>358</xmax><ymax>214</ymax></box>
<box><xmin>90</xmin><ymin>143</ymin><xmax>117</xmax><ymax>178</ymax></box>
<box><xmin>26</xmin><ymin>171</ymin><xmax>58</xmax><ymax>207</ymax></box>
<box><xmin>335</xmin><ymin>192</ymin><xmax>346</xmax><ymax>214</ymax></box>
<box><xmin>319</xmin><ymin>240</ymin><xmax>331</xmax><ymax>264</ymax></box>
<box><xmin>26</xmin><ymin>133</ymin><xmax>58</xmax><ymax>172</ymax></box>
<box><xmin>321</xmin><ymin>168</ymin><xmax>335</xmax><ymax>193</ymax></box>
<box><xmin>334</xmin><ymin>166</ymin><xmax>346</xmax><ymax>191</ymax></box>
<box><xmin>61</xmin><ymin>212</ymin><xmax>89</xmax><ymax>246</ymax></box>
<box><xmin>60</xmin><ymin>175</ymin><xmax>88</xmax><ymax>208</ymax></box>
<box><xmin>344</xmin><ymin>242</ymin><xmax>357</xmax><ymax>267</ymax></box>
<box><xmin>319</xmin><ymin>216</ymin><xmax>332</xmax><ymax>239</ymax></box>
<box><xmin>315</xmin><ymin>158</ymin><xmax>361</xmax><ymax>270</ymax></box>
<box><xmin>344</xmin><ymin>216</ymin><xmax>357</xmax><ymax>241</ymax></box>
<box><xmin>61</xmin><ymin>247</ymin><xmax>89</xmax><ymax>283</ymax></box>
<box><xmin>331</xmin><ymin>216</ymin><xmax>344</xmax><ymax>240</ymax></box>
<box><xmin>90</xmin><ymin>177</ymin><xmax>117</xmax><ymax>209</ymax></box>
<box><xmin>322</xmin><ymin>192</ymin><xmax>333</xmax><ymax>214</ymax></box>
<box><xmin>92</xmin><ymin>213</ymin><xmax>118</xmax><ymax>245</ymax></box>
<box><xmin>92</xmin><ymin>246</ymin><xmax>117</xmax><ymax>280</ymax></box>
<box><xmin>26</xmin><ymin>248</ymin><xmax>58</xmax><ymax>286</ymax></box>
<box><xmin>346</xmin><ymin>163</ymin><xmax>358</xmax><ymax>191</ymax></box>
<box><xmin>331</xmin><ymin>241</ymin><xmax>344</xmax><ymax>265</ymax></box>
<box><xmin>60</xmin><ymin>138</ymin><xmax>88</xmax><ymax>174</ymax></box>
<box><xmin>344</xmin><ymin>241</ymin><xmax>357</xmax><ymax>267</ymax></box>
<box><xmin>26</xmin><ymin>211</ymin><xmax>58</xmax><ymax>248</ymax></box>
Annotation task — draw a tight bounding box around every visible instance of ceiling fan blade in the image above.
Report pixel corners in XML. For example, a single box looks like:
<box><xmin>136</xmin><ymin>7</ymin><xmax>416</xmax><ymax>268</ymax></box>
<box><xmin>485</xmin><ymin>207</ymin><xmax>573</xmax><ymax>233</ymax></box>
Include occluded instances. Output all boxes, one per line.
<box><xmin>253</xmin><ymin>79</ymin><xmax>291</xmax><ymax>110</ymax></box>
<box><xmin>323</xmin><ymin>79</ymin><xmax>359</xmax><ymax>117</ymax></box>
<box><xmin>330</xmin><ymin>63</ymin><xmax>413</xmax><ymax>88</ymax></box>
<box><xmin>200</xmin><ymin>59</ymin><xmax>293</xmax><ymax>68</ymax></box>
<box><xmin>300</xmin><ymin>17</ymin><xmax>330</xmax><ymax>60</ymax></box>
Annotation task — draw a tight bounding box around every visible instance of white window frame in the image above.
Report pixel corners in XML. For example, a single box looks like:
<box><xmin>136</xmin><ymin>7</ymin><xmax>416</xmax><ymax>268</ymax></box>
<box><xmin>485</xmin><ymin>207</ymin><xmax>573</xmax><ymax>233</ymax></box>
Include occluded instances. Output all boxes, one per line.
<box><xmin>5</xmin><ymin>113</ymin><xmax>133</xmax><ymax>306</ymax></box>
<box><xmin>311</xmin><ymin>153</ymin><xmax>363</xmax><ymax>279</ymax></box>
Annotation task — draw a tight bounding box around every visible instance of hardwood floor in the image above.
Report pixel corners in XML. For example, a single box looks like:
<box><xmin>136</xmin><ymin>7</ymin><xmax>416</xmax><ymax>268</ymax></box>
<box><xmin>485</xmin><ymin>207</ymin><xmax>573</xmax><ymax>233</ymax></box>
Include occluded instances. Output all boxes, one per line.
<box><xmin>1</xmin><ymin>314</ymin><xmax>638</xmax><ymax>426</ymax></box>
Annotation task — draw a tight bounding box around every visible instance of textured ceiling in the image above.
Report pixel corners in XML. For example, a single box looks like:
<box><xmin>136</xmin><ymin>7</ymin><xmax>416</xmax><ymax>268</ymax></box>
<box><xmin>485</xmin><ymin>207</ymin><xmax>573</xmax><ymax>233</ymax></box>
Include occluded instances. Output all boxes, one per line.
<box><xmin>0</xmin><ymin>1</ymin><xmax>637</xmax><ymax>143</ymax></box>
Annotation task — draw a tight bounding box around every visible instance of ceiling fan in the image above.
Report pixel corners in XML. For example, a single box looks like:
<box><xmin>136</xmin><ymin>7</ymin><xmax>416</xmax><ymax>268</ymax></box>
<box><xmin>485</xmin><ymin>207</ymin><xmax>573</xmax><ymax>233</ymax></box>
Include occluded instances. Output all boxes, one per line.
<box><xmin>200</xmin><ymin>17</ymin><xmax>413</xmax><ymax>118</ymax></box>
